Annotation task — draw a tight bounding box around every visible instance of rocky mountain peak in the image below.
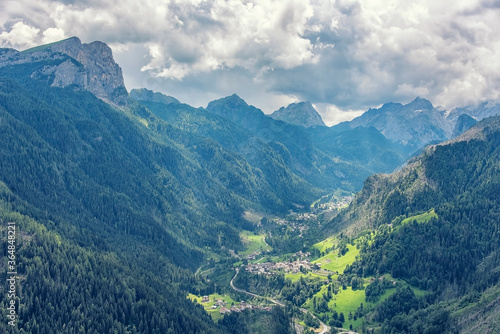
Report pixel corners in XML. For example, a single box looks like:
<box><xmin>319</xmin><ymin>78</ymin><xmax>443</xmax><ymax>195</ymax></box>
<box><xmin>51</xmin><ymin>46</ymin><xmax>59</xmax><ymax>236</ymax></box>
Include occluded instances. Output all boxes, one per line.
<box><xmin>446</xmin><ymin>101</ymin><xmax>500</xmax><ymax>122</ymax></box>
<box><xmin>221</xmin><ymin>94</ymin><xmax>248</xmax><ymax>108</ymax></box>
<box><xmin>48</xmin><ymin>37</ymin><xmax>116</xmax><ymax>71</ymax></box>
<box><xmin>205</xmin><ymin>94</ymin><xmax>268</xmax><ymax>129</ymax></box>
<box><xmin>348</xmin><ymin>97</ymin><xmax>450</xmax><ymax>153</ymax></box>
<box><xmin>407</xmin><ymin>97</ymin><xmax>434</xmax><ymax>111</ymax></box>
<box><xmin>379</xmin><ymin>102</ymin><xmax>403</xmax><ymax>110</ymax></box>
<box><xmin>206</xmin><ymin>94</ymin><xmax>252</xmax><ymax>113</ymax></box>
<box><xmin>452</xmin><ymin>114</ymin><xmax>477</xmax><ymax>138</ymax></box>
<box><xmin>270</xmin><ymin>101</ymin><xmax>326</xmax><ymax>127</ymax></box>
<box><xmin>1</xmin><ymin>37</ymin><xmax>129</xmax><ymax>107</ymax></box>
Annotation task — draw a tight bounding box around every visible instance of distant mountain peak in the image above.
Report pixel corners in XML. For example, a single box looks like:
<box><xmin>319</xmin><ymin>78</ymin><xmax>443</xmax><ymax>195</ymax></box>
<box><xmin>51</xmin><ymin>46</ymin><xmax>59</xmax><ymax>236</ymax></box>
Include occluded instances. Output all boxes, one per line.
<box><xmin>452</xmin><ymin>113</ymin><xmax>477</xmax><ymax>138</ymax></box>
<box><xmin>223</xmin><ymin>94</ymin><xmax>249</xmax><ymax>108</ymax></box>
<box><xmin>408</xmin><ymin>96</ymin><xmax>434</xmax><ymax>110</ymax></box>
<box><xmin>380</xmin><ymin>102</ymin><xmax>403</xmax><ymax>109</ymax></box>
<box><xmin>446</xmin><ymin>101</ymin><xmax>500</xmax><ymax>122</ymax></box>
<box><xmin>206</xmin><ymin>94</ymin><xmax>251</xmax><ymax>111</ymax></box>
<box><xmin>205</xmin><ymin>94</ymin><xmax>272</xmax><ymax>130</ymax></box>
<box><xmin>1</xmin><ymin>37</ymin><xmax>129</xmax><ymax>107</ymax></box>
<box><xmin>270</xmin><ymin>101</ymin><xmax>326</xmax><ymax>127</ymax></box>
<box><xmin>130</xmin><ymin>88</ymin><xmax>180</xmax><ymax>105</ymax></box>
<box><xmin>348</xmin><ymin>97</ymin><xmax>450</xmax><ymax>152</ymax></box>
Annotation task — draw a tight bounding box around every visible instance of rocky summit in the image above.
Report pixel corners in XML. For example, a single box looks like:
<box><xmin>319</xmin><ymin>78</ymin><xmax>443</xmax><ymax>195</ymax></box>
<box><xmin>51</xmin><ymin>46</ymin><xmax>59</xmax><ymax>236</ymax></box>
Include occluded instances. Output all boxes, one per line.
<box><xmin>0</xmin><ymin>36</ymin><xmax>128</xmax><ymax>106</ymax></box>
<box><xmin>347</xmin><ymin>97</ymin><xmax>451</xmax><ymax>151</ymax></box>
<box><xmin>270</xmin><ymin>101</ymin><xmax>326</xmax><ymax>128</ymax></box>
<box><xmin>346</xmin><ymin>97</ymin><xmax>500</xmax><ymax>153</ymax></box>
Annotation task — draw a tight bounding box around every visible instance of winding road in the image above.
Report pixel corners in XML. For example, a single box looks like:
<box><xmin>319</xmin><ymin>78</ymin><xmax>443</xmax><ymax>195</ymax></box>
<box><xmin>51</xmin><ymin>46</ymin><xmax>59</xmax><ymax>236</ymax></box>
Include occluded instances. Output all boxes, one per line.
<box><xmin>195</xmin><ymin>265</ymin><xmax>203</xmax><ymax>279</ymax></box>
<box><xmin>230</xmin><ymin>268</ymin><xmax>330</xmax><ymax>334</ymax></box>
<box><xmin>230</xmin><ymin>268</ymin><xmax>285</xmax><ymax>306</ymax></box>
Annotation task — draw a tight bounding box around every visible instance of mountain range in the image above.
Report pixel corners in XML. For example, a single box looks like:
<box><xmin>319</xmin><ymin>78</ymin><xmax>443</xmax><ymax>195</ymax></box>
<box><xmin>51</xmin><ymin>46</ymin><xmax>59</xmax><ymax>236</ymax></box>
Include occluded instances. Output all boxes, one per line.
<box><xmin>131</xmin><ymin>89</ymin><xmax>407</xmax><ymax>192</ymax></box>
<box><xmin>345</xmin><ymin>96</ymin><xmax>500</xmax><ymax>152</ymax></box>
<box><xmin>1</xmin><ymin>37</ymin><xmax>499</xmax><ymax>333</ymax></box>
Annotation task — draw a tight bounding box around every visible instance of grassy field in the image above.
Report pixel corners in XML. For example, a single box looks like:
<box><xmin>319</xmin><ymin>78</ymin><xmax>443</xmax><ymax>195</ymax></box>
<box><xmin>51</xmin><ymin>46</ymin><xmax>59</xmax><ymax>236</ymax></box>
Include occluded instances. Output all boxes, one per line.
<box><xmin>269</xmin><ymin>253</ymin><xmax>294</xmax><ymax>262</ymax></box>
<box><xmin>188</xmin><ymin>293</ymin><xmax>238</xmax><ymax>321</ymax></box>
<box><xmin>313</xmin><ymin>236</ymin><xmax>336</xmax><ymax>253</ymax></box>
<box><xmin>411</xmin><ymin>285</ymin><xmax>428</xmax><ymax>297</ymax></box>
<box><xmin>285</xmin><ymin>271</ymin><xmax>330</xmax><ymax>283</ymax></box>
<box><xmin>242</xmin><ymin>210</ymin><xmax>264</xmax><ymax>224</ymax></box>
<box><xmin>401</xmin><ymin>209</ymin><xmax>437</xmax><ymax>225</ymax></box>
<box><xmin>240</xmin><ymin>230</ymin><xmax>272</xmax><ymax>256</ymax></box>
<box><xmin>188</xmin><ymin>292</ymin><xmax>238</xmax><ymax>306</ymax></box>
<box><xmin>331</xmin><ymin>286</ymin><xmax>368</xmax><ymax>329</ymax></box>
<box><xmin>302</xmin><ymin>283</ymin><xmax>402</xmax><ymax>330</ymax></box>
<box><xmin>313</xmin><ymin>244</ymin><xmax>360</xmax><ymax>273</ymax></box>
<box><xmin>302</xmin><ymin>285</ymin><xmax>368</xmax><ymax>330</ymax></box>
<box><xmin>301</xmin><ymin>272</ymin><xmax>430</xmax><ymax>331</ymax></box>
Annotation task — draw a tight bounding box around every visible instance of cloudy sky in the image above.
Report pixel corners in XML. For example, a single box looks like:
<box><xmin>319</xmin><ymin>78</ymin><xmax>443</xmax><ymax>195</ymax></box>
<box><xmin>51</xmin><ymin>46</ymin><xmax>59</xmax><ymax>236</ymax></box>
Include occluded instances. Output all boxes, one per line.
<box><xmin>1</xmin><ymin>0</ymin><xmax>499</xmax><ymax>124</ymax></box>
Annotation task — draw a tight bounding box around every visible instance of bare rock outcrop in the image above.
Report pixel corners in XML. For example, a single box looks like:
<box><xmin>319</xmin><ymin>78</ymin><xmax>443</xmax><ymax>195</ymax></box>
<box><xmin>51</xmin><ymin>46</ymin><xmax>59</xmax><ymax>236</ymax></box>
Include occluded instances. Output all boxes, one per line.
<box><xmin>0</xmin><ymin>37</ymin><xmax>129</xmax><ymax>107</ymax></box>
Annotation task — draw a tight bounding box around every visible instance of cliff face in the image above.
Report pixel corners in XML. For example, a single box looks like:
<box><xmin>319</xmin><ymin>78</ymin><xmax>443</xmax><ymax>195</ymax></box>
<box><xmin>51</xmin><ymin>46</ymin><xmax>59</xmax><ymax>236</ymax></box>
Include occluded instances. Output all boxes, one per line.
<box><xmin>0</xmin><ymin>37</ymin><xmax>129</xmax><ymax>106</ymax></box>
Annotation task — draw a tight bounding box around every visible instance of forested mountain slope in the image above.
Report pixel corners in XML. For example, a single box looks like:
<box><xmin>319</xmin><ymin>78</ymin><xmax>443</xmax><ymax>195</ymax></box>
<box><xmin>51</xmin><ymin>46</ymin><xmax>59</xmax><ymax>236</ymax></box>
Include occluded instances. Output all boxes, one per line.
<box><xmin>329</xmin><ymin>116</ymin><xmax>500</xmax><ymax>234</ymax></box>
<box><xmin>329</xmin><ymin>116</ymin><xmax>500</xmax><ymax>333</ymax></box>
<box><xmin>0</xmin><ymin>186</ymin><xmax>220</xmax><ymax>333</ymax></box>
<box><xmin>0</xmin><ymin>40</ymin><xmax>309</xmax><ymax>333</ymax></box>
<box><xmin>134</xmin><ymin>90</ymin><xmax>408</xmax><ymax>192</ymax></box>
<box><xmin>129</xmin><ymin>93</ymin><xmax>321</xmax><ymax>205</ymax></box>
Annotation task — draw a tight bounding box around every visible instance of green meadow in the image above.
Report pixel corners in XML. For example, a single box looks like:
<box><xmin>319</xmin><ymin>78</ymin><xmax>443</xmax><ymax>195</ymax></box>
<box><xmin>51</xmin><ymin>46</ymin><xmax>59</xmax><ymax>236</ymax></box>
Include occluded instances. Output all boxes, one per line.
<box><xmin>285</xmin><ymin>271</ymin><xmax>330</xmax><ymax>283</ymax></box>
<box><xmin>401</xmin><ymin>209</ymin><xmax>438</xmax><ymax>225</ymax></box>
<box><xmin>313</xmin><ymin>236</ymin><xmax>336</xmax><ymax>253</ymax></box>
<box><xmin>188</xmin><ymin>293</ymin><xmax>238</xmax><ymax>321</ymax></box>
<box><xmin>313</xmin><ymin>244</ymin><xmax>360</xmax><ymax>273</ymax></box>
<box><xmin>240</xmin><ymin>230</ymin><xmax>272</xmax><ymax>256</ymax></box>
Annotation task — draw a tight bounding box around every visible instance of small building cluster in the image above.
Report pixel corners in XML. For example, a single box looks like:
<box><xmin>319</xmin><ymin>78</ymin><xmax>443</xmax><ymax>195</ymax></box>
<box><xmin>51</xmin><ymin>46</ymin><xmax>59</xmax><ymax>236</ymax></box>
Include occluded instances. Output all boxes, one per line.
<box><xmin>246</xmin><ymin>248</ymin><xmax>270</xmax><ymax>261</ymax></box>
<box><xmin>314</xmin><ymin>195</ymin><xmax>353</xmax><ymax>211</ymax></box>
<box><xmin>294</xmin><ymin>213</ymin><xmax>317</xmax><ymax>221</ymax></box>
<box><xmin>293</xmin><ymin>250</ymin><xmax>311</xmax><ymax>259</ymax></box>
<box><xmin>246</xmin><ymin>258</ymin><xmax>314</xmax><ymax>275</ymax></box>
<box><xmin>274</xmin><ymin>218</ymin><xmax>309</xmax><ymax>235</ymax></box>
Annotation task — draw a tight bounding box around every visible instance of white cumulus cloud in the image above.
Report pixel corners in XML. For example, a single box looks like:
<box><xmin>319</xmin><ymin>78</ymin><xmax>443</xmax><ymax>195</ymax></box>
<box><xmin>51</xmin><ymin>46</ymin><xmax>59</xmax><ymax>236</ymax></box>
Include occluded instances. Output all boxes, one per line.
<box><xmin>0</xmin><ymin>21</ymin><xmax>40</xmax><ymax>49</ymax></box>
<box><xmin>1</xmin><ymin>0</ymin><xmax>499</xmax><ymax>119</ymax></box>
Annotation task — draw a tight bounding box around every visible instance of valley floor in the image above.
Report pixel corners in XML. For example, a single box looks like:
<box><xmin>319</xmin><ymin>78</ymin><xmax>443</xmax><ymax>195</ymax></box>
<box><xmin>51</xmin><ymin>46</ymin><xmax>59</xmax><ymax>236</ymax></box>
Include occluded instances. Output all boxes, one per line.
<box><xmin>188</xmin><ymin>197</ymin><xmax>432</xmax><ymax>333</ymax></box>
